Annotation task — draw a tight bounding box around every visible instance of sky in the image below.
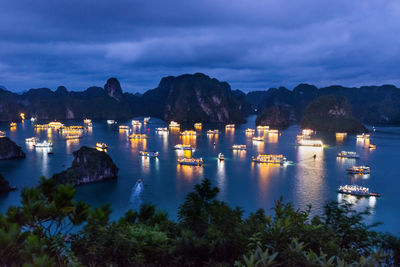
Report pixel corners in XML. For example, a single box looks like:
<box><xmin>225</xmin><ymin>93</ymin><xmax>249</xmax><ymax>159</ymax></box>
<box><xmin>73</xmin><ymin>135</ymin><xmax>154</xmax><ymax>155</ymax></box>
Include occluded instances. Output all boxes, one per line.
<box><xmin>0</xmin><ymin>0</ymin><xmax>400</xmax><ymax>93</ymax></box>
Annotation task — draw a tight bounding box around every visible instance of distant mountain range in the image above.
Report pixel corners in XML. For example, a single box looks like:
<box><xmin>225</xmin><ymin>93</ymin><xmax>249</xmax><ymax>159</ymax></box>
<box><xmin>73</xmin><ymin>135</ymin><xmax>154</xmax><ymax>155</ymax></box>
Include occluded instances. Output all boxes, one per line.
<box><xmin>1</xmin><ymin>74</ymin><xmax>400</xmax><ymax>129</ymax></box>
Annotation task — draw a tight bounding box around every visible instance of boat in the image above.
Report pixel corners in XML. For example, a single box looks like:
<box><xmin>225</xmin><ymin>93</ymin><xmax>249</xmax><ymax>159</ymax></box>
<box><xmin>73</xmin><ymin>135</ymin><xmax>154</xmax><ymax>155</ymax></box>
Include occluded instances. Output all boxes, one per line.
<box><xmin>337</xmin><ymin>151</ymin><xmax>360</xmax><ymax>159</ymax></box>
<box><xmin>267</xmin><ymin>129</ymin><xmax>279</xmax><ymax>134</ymax></box>
<box><xmin>252</xmin><ymin>154</ymin><xmax>287</xmax><ymax>164</ymax></box>
<box><xmin>245</xmin><ymin>128</ymin><xmax>255</xmax><ymax>134</ymax></box>
<box><xmin>107</xmin><ymin>120</ymin><xmax>116</xmax><ymax>124</ymax></box>
<box><xmin>218</xmin><ymin>153</ymin><xmax>224</xmax><ymax>160</ymax></box>
<box><xmin>156</xmin><ymin>127</ymin><xmax>169</xmax><ymax>133</ymax></box>
<box><xmin>119</xmin><ymin>125</ymin><xmax>130</xmax><ymax>130</ymax></box>
<box><xmin>139</xmin><ymin>151</ymin><xmax>159</xmax><ymax>158</ymax></box>
<box><xmin>25</xmin><ymin>137</ymin><xmax>39</xmax><ymax>144</ymax></box>
<box><xmin>336</xmin><ymin>132</ymin><xmax>347</xmax><ymax>138</ymax></box>
<box><xmin>34</xmin><ymin>124</ymin><xmax>48</xmax><ymax>129</ymax></box>
<box><xmin>194</xmin><ymin>123</ymin><xmax>202</xmax><ymax>128</ymax></box>
<box><xmin>65</xmin><ymin>135</ymin><xmax>81</xmax><ymax>140</ymax></box>
<box><xmin>180</xmin><ymin>130</ymin><xmax>197</xmax><ymax>136</ymax></box>
<box><xmin>83</xmin><ymin>118</ymin><xmax>92</xmax><ymax>124</ymax></box>
<box><xmin>225</xmin><ymin>124</ymin><xmax>235</xmax><ymax>129</ymax></box>
<box><xmin>34</xmin><ymin>141</ymin><xmax>53</xmax><ymax>148</ymax></box>
<box><xmin>174</xmin><ymin>144</ymin><xmax>193</xmax><ymax>150</ymax></box>
<box><xmin>10</xmin><ymin>122</ymin><xmax>17</xmax><ymax>127</ymax></box>
<box><xmin>132</xmin><ymin>120</ymin><xmax>142</xmax><ymax>127</ymax></box>
<box><xmin>128</xmin><ymin>133</ymin><xmax>147</xmax><ymax>139</ymax></box>
<box><xmin>302</xmin><ymin>129</ymin><xmax>314</xmax><ymax>136</ymax></box>
<box><xmin>369</xmin><ymin>144</ymin><xmax>376</xmax><ymax>149</ymax></box>
<box><xmin>207</xmin><ymin>129</ymin><xmax>220</xmax><ymax>135</ymax></box>
<box><xmin>257</xmin><ymin>125</ymin><xmax>269</xmax><ymax>131</ymax></box>
<box><xmin>252</xmin><ymin>136</ymin><xmax>264</xmax><ymax>142</ymax></box>
<box><xmin>178</xmin><ymin>157</ymin><xmax>203</xmax><ymax>166</ymax></box>
<box><xmin>60</xmin><ymin>126</ymin><xmax>84</xmax><ymax>135</ymax></box>
<box><xmin>347</xmin><ymin>165</ymin><xmax>370</xmax><ymax>174</ymax></box>
<box><xmin>0</xmin><ymin>131</ymin><xmax>5</xmax><ymax>138</ymax></box>
<box><xmin>30</xmin><ymin>117</ymin><xmax>37</xmax><ymax>122</ymax></box>
<box><xmin>338</xmin><ymin>185</ymin><xmax>380</xmax><ymax>197</ymax></box>
<box><xmin>297</xmin><ymin>139</ymin><xmax>323</xmax><ymax>147</ymax></box>
<box><xmin>48</xmin><ymin>121</ymin><xmax>64</xmax><ymax>129</ymax></box>
<box><xmin>144</xmin><ymin>117</ymin><xmax>151</xmax><ymax>123</ymax></box>
<box><xmin>356</xmin><ymin>133</ymin><xmax>370</xmax><ymax>139</ymax></box>
<box><xmin>96</xmin><ymin>143</ymin><xmax>108</xmax><ymax>150</ymax></box>
<box><xmin>169</xmin><ymin>121</ymin><xmax>180</xmax><ymax>128</ymax></box>
<box><xmin>297</xmin><ymin>134</ymin><xmax>310</xmax><ymax>140</ymax></box>
<box><xmin>232</xmin><ymin>144</ymin><xmax>246</xmax><ymax>150</ymax></box>
<box><xmin>20</xmin><ymin>113</ymin><xmax>25</xmax><ymax>120</ymax></box>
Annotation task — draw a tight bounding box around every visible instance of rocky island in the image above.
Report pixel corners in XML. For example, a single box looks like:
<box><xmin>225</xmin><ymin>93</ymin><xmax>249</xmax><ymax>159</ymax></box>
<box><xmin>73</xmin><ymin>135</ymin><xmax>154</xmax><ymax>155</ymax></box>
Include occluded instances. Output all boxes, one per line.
<box><xmin>0</xmin><ymin>173</ymin><xmax>16</xmax><ymax>193</ymax></box>
<box><xmin>301</xmin><ymin>95</ymin><xmax>368</xmax><ymax>133</ymax></box>
<box><xmin>0</xmin><ymin>137</ymin><xmax>26</xmax><ymax>160</ymax></box>
<box><xmin>255</xmin><ymin>105</ymin><xmax>292</xmax><ymax>128</ymax></box>
<box><xmin>52</xmin><ymin>146</ymin><xmax>118</xmax><ymax>186</ymax></box>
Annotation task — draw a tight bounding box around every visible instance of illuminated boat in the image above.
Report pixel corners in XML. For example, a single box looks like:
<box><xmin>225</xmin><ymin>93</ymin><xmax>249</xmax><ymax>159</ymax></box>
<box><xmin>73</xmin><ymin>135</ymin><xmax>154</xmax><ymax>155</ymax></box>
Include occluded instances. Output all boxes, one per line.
<box><xmin>96</xmin><ymin>143</ymin><xmax>108</xmax><ymax>150</ymax></box>
<box><xmin>128</xmin><ymin>133</ymin><xmax>147</xmax><ymax>139</ymax></box>
<box><xmin>25</xmin><ymin>137</ymin><xmax>39</xmax><ymax>144</ymax></box>
<box><xmin>232</xmin><ymin>144</ymin><xmax>246</xmax><ymax>150</ymax></box>
<box><xmin>178</xmin><ymin>157</ymin><xmax>203</xmax><ymax>166</ymax></box>
<box><xmin>267</xmin><ymin>129</ymin><xmax>279</xmax><ymax>134</ymax></box>
<box><xmin>30</xmin><ymin>117</ymin><xmax>37</xmax><ymax>122</ymax></box>
<box><xmin>60</xmin><ymin>126</ymin><xmax>84</xmax><ymax>135</ymax></box>
<box><xmin>48</xmin><ymin>121</ymin><xmax>64</xmax><ymax>129</ymax></box>
<box><xmin>356</xmin><ymin>133</ymin><xmax>370</xmax><ymax>139</ymax></box>
<box><xmin>174</xmin><ymin>144</ymin><xmax>193</xmax><ymax>150</ymax></box>
<box><xmin>107</xmin><ymin>120</ymin><xmax>116</xmax><ymax>124</ymax></box>
<box><xmin>34</xmin><ymin>124</ymin><xmax>49</xmax><ymax>129</ymax></box>
<box><xmin>302</xmin><ymin>129</ymin><xmax>314</xmax><ymax>136</ymax></box>
<box><xmin>119</xmin><ymin>125</ymin><xmax>130</xmax><ymax>130</ymax></box>
<box><xmin>245</xmin><ymin>128</ymin><xmax>255</xmax><ymax>134</ymax></box>
<box><xmin>297</xmin><ymin>139</ymin><xmax>323</xmax><ymax>147</ymax></box>
<box><xmin>338</xmin><ymin>185</ymin><xmax>380</xmax><ymax>197</ymax></box>
<box><xmin>169</xmin><ymin>121</ymin><xmax>180</xmax><ymax>128</ymax></box>
<box><xmin>180</xmin><ymin>130</ymin><xmax>197</xmax><ymax>136</ymax></box>
<box><xmin>252</xmin><ymin>136</ymin><xmax>264</xmax><ymax>142</ymax></box>
<box><xmin>83</xmin><ymin>118</ymin><xmax>92</xmax><ymax>124</ymax></box>
<box><xmin>65</xmin><ymin>134</ymin><xmax>81</xmax><ymax>140</ymax></box>
<box><xmin>257</xmin><ymin>125</ymin><xmax>269</xmax><ymax>131</ymax></box>
<box><xmin>297</xmin><ymin>134</ymin><xmax>310</xmax><ymax>140</ymax></box>
<box><xmin>132</xmin><ymin>120</ymin><xmax>142</xmax><ymax>127</ymax></box>
<box><xmin>337</xmin><ymin>151</ymin><xmax>359</xmax><ymax>159</ymax></box>
<box><xmin>369</xmin><ymin>144</ymin><xmax>376</xmax><ymax>149</ymax></box>
<box><xmin>34</xmin><ymin>141</ymin><xmax>53</xmax><ymax>148</ymax></box>
<box><xmin>218</xmin><ymin>153</ymin><xmax>224</xmax><ymax>160</ymax></box>
<box><xmin>207</xmin><ymin>130</ymin><xmax>220</xmax><ymax>135</ymax></box>
<box><xmin>225</xmin><ymin>124</ymin><xmax>235</xmax><ymax>129</ymax></box>
<box><xmin>156</xmin><ymin>127</ymin><xmax>169</xmax><ymax>133</ymax></box>
<box><xmin>347</xmin><ymin>165</ymin><xmax>370</xmax><ymax>174</ymax></box>
<box><xmin>20</xmin><ymin>113</ymin><xmax>25</xmax><ymax>120</ymax></box>
<box><xmin>252</xmin><ymin>154</ymin><xmax>287</xmax><ymax>164</ymax></box>
<box><xmin>139</xmin><ymin>151</ymin><xmax>159</xmax><ymax>158</ymax></box>
<box><xmin>10</xmin><ymin>122</ymin><xmax>17</xmax><ymax>127</ymax></box>
<box><xmin>335</xmin><ymin>132</ymin><xmax>347</xmax><ymax>138</ymax></box>
<box><xmin>194</xmin><ymin>123</ymin><xmax>202</xmax><ymax>128</ymax></box>
<box><xmin>0</xmin><ymin>131</ymin><xmax>5</xmax><ymax>138</ymax></box>
<box><xmin>144</xmin><ymin>117</ymin><xmax>151</xmax><ymax>123</ymax></box>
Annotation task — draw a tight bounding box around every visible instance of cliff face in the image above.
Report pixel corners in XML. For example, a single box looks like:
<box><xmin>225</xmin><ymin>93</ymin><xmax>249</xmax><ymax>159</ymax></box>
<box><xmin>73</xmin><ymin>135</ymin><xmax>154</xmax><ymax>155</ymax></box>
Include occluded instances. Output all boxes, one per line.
<box><xmin>0</xmin><ymin>173</ymin><xmax>12</xmax><ymax>193</ymax></box>
<box><xmin>301</xmin><ymin>95</ymin><xmax>368</xmax><ymax>133</ymax></box>
<box><xmin>104</xmin><ymin>78</ymin><xmax>123</xmax><ymax>101</ymax></box>
<box><xmin>52</xmin><ymin>146</ymin><xmax>118</xmax><ymax>186</ymax></box>
<box><xmin>0</xmin><ymin>137</ymin><xmax>26</xmax><ymax>160</ymax></box>
<box><xmin>140</xmin><ymin>73</ymin><xmax>247</xmax><ymax>123</ymax></box>
<box><xmin>255</xmin><ymin>105</ymin><xmax>292</xmax><ymax>128</ymax></box>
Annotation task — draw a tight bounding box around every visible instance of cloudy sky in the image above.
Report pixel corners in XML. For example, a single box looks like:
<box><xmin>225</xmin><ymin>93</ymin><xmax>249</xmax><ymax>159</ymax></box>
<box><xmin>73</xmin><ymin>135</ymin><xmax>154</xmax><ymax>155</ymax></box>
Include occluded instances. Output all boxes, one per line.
<box><xmin>0</xmin><ymin>0</ymin><xmax>399</xmax><ymax>93</ymax></box>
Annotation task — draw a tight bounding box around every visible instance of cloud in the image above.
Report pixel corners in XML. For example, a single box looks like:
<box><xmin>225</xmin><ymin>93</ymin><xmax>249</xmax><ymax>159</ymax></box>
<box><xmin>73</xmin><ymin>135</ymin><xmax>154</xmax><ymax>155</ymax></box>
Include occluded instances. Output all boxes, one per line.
<box><xmin>0</xmin><ymin>0</ymin><xmax>399</xmax><ymax>92</ymax></box>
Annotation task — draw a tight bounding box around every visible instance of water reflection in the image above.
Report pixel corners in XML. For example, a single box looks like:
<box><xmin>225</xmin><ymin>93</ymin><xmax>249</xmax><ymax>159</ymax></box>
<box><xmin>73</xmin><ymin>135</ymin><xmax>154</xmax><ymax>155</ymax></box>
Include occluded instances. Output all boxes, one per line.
<box><xmin>140</xmin><ymin>157</ymin><xmax>150</xmax><ymax>174</ymax></box>
<box><xmin>216</xmin><ymin>159</ymin><xmax>226</xmax><ymax>198</ymax></box>
<box><xmin>266</xmin><ymin>133</ymin><xmax>278</xmax><ymax>143</ymax></box>
<box><xmin>252</xmin><ymin>162</ymin><xmax>278</xmax><ymax>204</ymax></box>
<box><xmin>130</xmin><ymin>139</ymin><xmax>147</xmax><ymax>152</ymax></box>
<box><xmin>176</xmin><ymin>165</ymin><xmax>203</xmax><ymax>180</ymax></box>
<box><xmin>181</xmin><ymin>135</ymin><xmax>196</xmax><ymax>148</ymax></box>
<box><xmin>130</xmin><ymin>181</ymin><xmax>143</xmax><ymax>207</ymax></box>
<box><xmin>232</xmin><ymin>150</ymin><xmax>246</xmax><ymax>161</ymax></box>
<box><xmin>337</xmin><ymin>194</ymin><xmax>376</xmax><ymax>213</ymax></box>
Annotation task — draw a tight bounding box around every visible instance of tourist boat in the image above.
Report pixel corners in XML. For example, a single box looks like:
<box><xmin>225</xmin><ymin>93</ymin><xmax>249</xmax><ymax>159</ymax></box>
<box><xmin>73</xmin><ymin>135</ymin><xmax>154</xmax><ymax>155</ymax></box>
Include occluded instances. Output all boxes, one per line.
<box><xmin>34</xmin><ymin>141</ymin><xmax>53</xmax><ymax>148</ymax></box>
<box><xmin>338</xmin><ymin>185</ymin><xmax>380</xmax><ymax>197</ymax></box>
<box><xmin>34</xmin><ymin>124</ymin><xmax>48</xmax><ymax>129</ymax></box>
<box><xmin>139</xmin><ymin>151</ymin><xmax>159</xmax><ymax>158</ymax></box>
<box><xmin>119</xmin><ymin>125</ymin><xmax>130</xmax><ymax>130</ymax></box>
<box><xmin>356</xmin><ymin>133</ymin><xmax>370</xmax><ymax>139</ymax></box>
<box><xmin>337</xmin><ymin>151</ymin><xmax>360</xmax><ymax>159</ymax></box>
<box><xmin>65</xmin><ymin>134</ymin><xmax>81</xmax><ymax>140</ymax></box>
<box><xmin>60</xmin><ymin>126</ymin><xmax>84</xmax><ymax>135</ymax></box>
<box><xmin>30</xmin><ymin>117</ymin><xmax>37</xmax><ymax>122</ymax></box>
<box><xmin>25</xmin><ymin>137</ymin><xmax>39</xmax><ymax>144</ymax></box>
<box><xmin>83</xmin><ymin>118</ymin><xmax>92</xmax><ymax>124</ymax></box>
<box><xmin>156</xmin><ymin>127</ymin><xmax>169</xmax><ymax>133</ymax></box>
<box><xmin>257</xmin><ymin>125</ymin><xmax>269</xmax><ymax>131</ymax></box>
<box><xmin>169</xmin><ymin>121</ymin><xmax>180</xmax><ymax>128</ymax></box>
<box><xmin>232</xmin><ymin>144</ymin><xmax>246</xmax><ymax>150</ymax></box>
<box><xmin>218</xmin><ymin>153</ymin><xmax>224</xmax><ymax>160</ymax></box>
<box><xmin>96</xmin><ymin>143</ymin><xmax>107</xmax><ymax>152</ymax></box>
<box><xmin>107</xmin><ymin>120</ymin><xmax>116</xmax><ymax>124</ymax></box>
<box><xmin>302</xmin><ymin>129</ymin><xmax>314</xmax><ymax>136</ymax></box>
<box><xmin>252</xmin><ymin>154</ymin><xmax>287</xmax><ymax>164</ymax></box>
<box><xmin>225</xmin><ymin>124</ymin><xmax>235</xmax><ymax>129</ymax></box>
<box><xmin>297</xmin><ymin>139</ymin><xmax>323</xmax><ymax>147</ymax></box>
<box><xmin>245</xmin><ymin>128</ymin><xmax>255</xmax><ymax>134</ymax></box>
<box><xmin>336</xmin><ymin>132</ymin><xmax>347</xmax><ymax>138</ymax></box>
<box><xmin>10</xmin><ymin>122</ymin><xmax>17</xmax><ymax>127</ymax></box>
<box><xmin>0</xmin><ymin>131</ymin><xmax>5</xmax><ymax>138</ymax></box>
<box><xmin>347</xmin><ymin>165</ymin><xmax>370</xmax><ymax>174</ymax></box>
<box><xmin>48</xmin><ymin>121</ymin><xmax>64</xmax><ymax>129</ymax></box>
<box><xmin>180</xmin><ymin>130</ymin><xmax>197</xmax><ymax>136</ymax></box>
<box><xmin>194</xmin><ymin>123</ymin><xmax>202</xmax><ymax>128</ymax></box>
<box><xmin>20</xmin><ymin>113</ymin><xmax>25</xmax><ymax>120</ymax></box>
<box><xmin>174</xmin><ymin>144</ymin><xmax>193</xmax><ymax>150</ymax></box>
<box><xmin>297</xmin><ymin>134</ymin><xmax>310</xmax><ymax>140</ymax></box>
<box><xmin>252</xmin><ymin>136</ymin><xmax>264</xmax><ymax>142</ymax></box>
<box><xmin>144</xmin><ymin>117</ymin><xmax>151</xmax><ymax>123</ymax></box>
<box><xmin>369</xmin><ymin>144</ymin><xmax>376</xmax><ymax>149</ymax></box>
<box><xmin>178</xmin><ymin>157</ymin><xmax>203</xmax><ymax>166</ymax></box>
<box><xmin>132</xmin><ymin>120</ymin><xmax>142</xmax><ymax>127</ymax></box>
<box><xmin>267</xmin><ymin>129</ymin><xmax>279</xmax><ymax>134</ymax></box>
<box><xmin>207</xmin><ymin>129</ymin><xmax>220</xmax><ymax>135</ymax></box>
<box><xmin>128</xmin><ymin>133</ymin><xmax>147</xmax><ymax>139</ymax></box>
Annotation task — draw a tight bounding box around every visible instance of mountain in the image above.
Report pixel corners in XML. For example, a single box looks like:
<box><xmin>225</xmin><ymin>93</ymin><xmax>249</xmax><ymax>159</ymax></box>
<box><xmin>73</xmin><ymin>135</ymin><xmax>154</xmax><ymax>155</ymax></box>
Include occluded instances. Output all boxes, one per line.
<box><xmin>0</xmin><ymin>137</ymin><xmax>26</xmax><ymax>160</ymax></box>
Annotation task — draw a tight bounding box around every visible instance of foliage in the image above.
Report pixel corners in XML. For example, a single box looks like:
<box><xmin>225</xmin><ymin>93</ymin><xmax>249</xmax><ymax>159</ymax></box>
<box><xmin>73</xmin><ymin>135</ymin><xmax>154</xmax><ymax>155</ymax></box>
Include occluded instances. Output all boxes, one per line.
<box><xmin>0</xmin><ymin>177</ymin><xmax>399</xmax><ymax>266</ymax></box>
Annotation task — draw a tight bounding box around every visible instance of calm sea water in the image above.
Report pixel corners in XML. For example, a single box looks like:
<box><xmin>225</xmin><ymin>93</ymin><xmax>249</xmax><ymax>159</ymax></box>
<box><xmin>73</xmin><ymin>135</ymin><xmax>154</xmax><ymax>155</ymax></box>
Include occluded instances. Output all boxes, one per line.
<box><xmin>1</xmin><ymin>116</ymin><xmax>399</xmax><ymax>233</ymax></box>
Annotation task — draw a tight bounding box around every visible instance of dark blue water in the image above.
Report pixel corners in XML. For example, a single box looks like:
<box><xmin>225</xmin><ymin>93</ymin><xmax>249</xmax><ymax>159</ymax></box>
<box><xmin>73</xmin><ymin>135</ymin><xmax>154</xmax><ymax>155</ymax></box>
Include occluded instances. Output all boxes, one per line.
<box><xmin>1</xmin><ymin>116</ymin><xmax>399</xmax><ymax>233</ymax></box>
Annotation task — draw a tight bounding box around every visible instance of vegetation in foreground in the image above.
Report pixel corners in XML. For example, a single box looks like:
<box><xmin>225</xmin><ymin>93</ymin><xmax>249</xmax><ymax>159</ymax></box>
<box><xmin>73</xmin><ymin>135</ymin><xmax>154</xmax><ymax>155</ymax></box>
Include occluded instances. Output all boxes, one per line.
<box><xmin>1</xmin><ymin>177</ymin><xmax>399</xmax><ymax>266</ymax></box>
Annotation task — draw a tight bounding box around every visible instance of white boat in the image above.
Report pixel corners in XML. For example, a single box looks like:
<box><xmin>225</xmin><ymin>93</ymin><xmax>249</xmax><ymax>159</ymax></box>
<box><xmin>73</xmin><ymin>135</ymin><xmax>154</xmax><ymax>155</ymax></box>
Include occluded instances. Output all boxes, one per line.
<box><xmin>0</xmin><ymin>131</ymin><xmax>6</xmax><ymax>138</ymax></box>
<box><xmin>30</xmin><ymin>117</ymin><xmax>37</xmax><ymax>122</ymax></box>
<box><xmin>144</xmin><ymin>117</ymin><xmax>151</xmax><ymax>123</ymax></box>
<box><xmin>132</xmin><ymin>120</ymin><xmax>142</xmax><ymax>127</ymax></box>
<box><xmin>232</xmin><ymin>144</ymin><xmax>246</xmax><ymax>150</ymax></box>
<box><xmin>96</xmin><ymin>143</ymin><xmax>108</xmax><ymax>150</ymax></box>
<box><xmin>207</xmin><ymin>130</ymin><xmax>220</xmax><ymax>135</ymax></box>
<box><xmin>107</xmin><ymin>120</ymin><xmax>116</xmax><ymax>124</ymax></box>
<box><xmin>156</xmin><ymin>127</ymin><xmax>169</xmax><ymax>133</ymax></box>
<box><xmin>218</xmin><ymin>153</ymin><xmax>224</xmax><ymax>160</ymax></box>
<box><xmin>338</xmin><ymin>185</ymin><xmax>380</xmax><ymax>197</ymax></box>
<box><xmin>178</xmin><ymin>157</ymin><xmax>203</xmax><ymax>166</ymax></box>
<box><xmin>139</xmin><ymin>151</ymin><xmax>159</xmax><ymax>158</ymax></box>
<box><xmin>297</xmin><ymin>139</ymin><xmax>323</xmax><ymax>147</ymax></box>
<box><xmin>174</xmin><ymin>144</ymin><xmax>193</xmax><ymax>150</ymax></box>
<box><xmin>252</xmin><ymin>154</ymin><xmax>287</xmax><ymax>164</ymax></box>
<box><xmin>337</xmin><ymin>151</ymin><xmax>359</xmax><ymax>159</ymax></box>
<box><xmin>34</xmin><ymin>141</ymin><xmax>53</xmax><ymax>148</ymax></box>
<box><xmin>347</xmin><ymin>165</ymin><xmax>370</xmax><ymax>174</ymax></box>
<box><xmin>25</xmin><ymin>137</ymin><xmax>39</xmax><ymax>144</ymax></box>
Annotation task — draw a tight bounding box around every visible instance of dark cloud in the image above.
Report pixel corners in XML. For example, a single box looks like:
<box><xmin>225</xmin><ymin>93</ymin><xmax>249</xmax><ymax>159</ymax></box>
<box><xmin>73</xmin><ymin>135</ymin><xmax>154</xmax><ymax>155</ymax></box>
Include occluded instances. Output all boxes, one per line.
<box><xmin>0</xmin><ymin>0</ymin><xmax>399</xmax><ymax>92</ymax></box>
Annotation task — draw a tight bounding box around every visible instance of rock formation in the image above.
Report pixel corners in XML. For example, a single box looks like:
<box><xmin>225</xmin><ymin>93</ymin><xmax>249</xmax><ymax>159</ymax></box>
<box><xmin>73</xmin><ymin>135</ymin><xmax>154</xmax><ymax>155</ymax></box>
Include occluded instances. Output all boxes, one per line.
<box><xmin>0</xmin><ymin>173</ymin><xmax>15</xmax><ymax>193</ymax></box>
<box><xmin>0</xmin><ymin>137</ymin><xmax>26</xmax><ymax>160</ymax></box>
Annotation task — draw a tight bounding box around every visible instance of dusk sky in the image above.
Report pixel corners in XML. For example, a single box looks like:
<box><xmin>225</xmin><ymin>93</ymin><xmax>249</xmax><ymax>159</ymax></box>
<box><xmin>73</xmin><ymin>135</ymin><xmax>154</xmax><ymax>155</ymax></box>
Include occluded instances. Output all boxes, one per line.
<box><xmin>1</xmin><ymin>0</ymin><xmax>399</xmax><ymax>93</ymax></box>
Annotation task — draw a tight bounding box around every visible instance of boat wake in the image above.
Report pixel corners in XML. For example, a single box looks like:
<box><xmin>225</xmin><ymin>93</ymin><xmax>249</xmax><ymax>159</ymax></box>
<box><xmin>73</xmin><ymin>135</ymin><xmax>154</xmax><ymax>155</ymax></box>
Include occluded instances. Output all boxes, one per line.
<box><xmin>129</xmin><ymin>181</ymin><xmax>143</xmax><ymax>206</ymax></box>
